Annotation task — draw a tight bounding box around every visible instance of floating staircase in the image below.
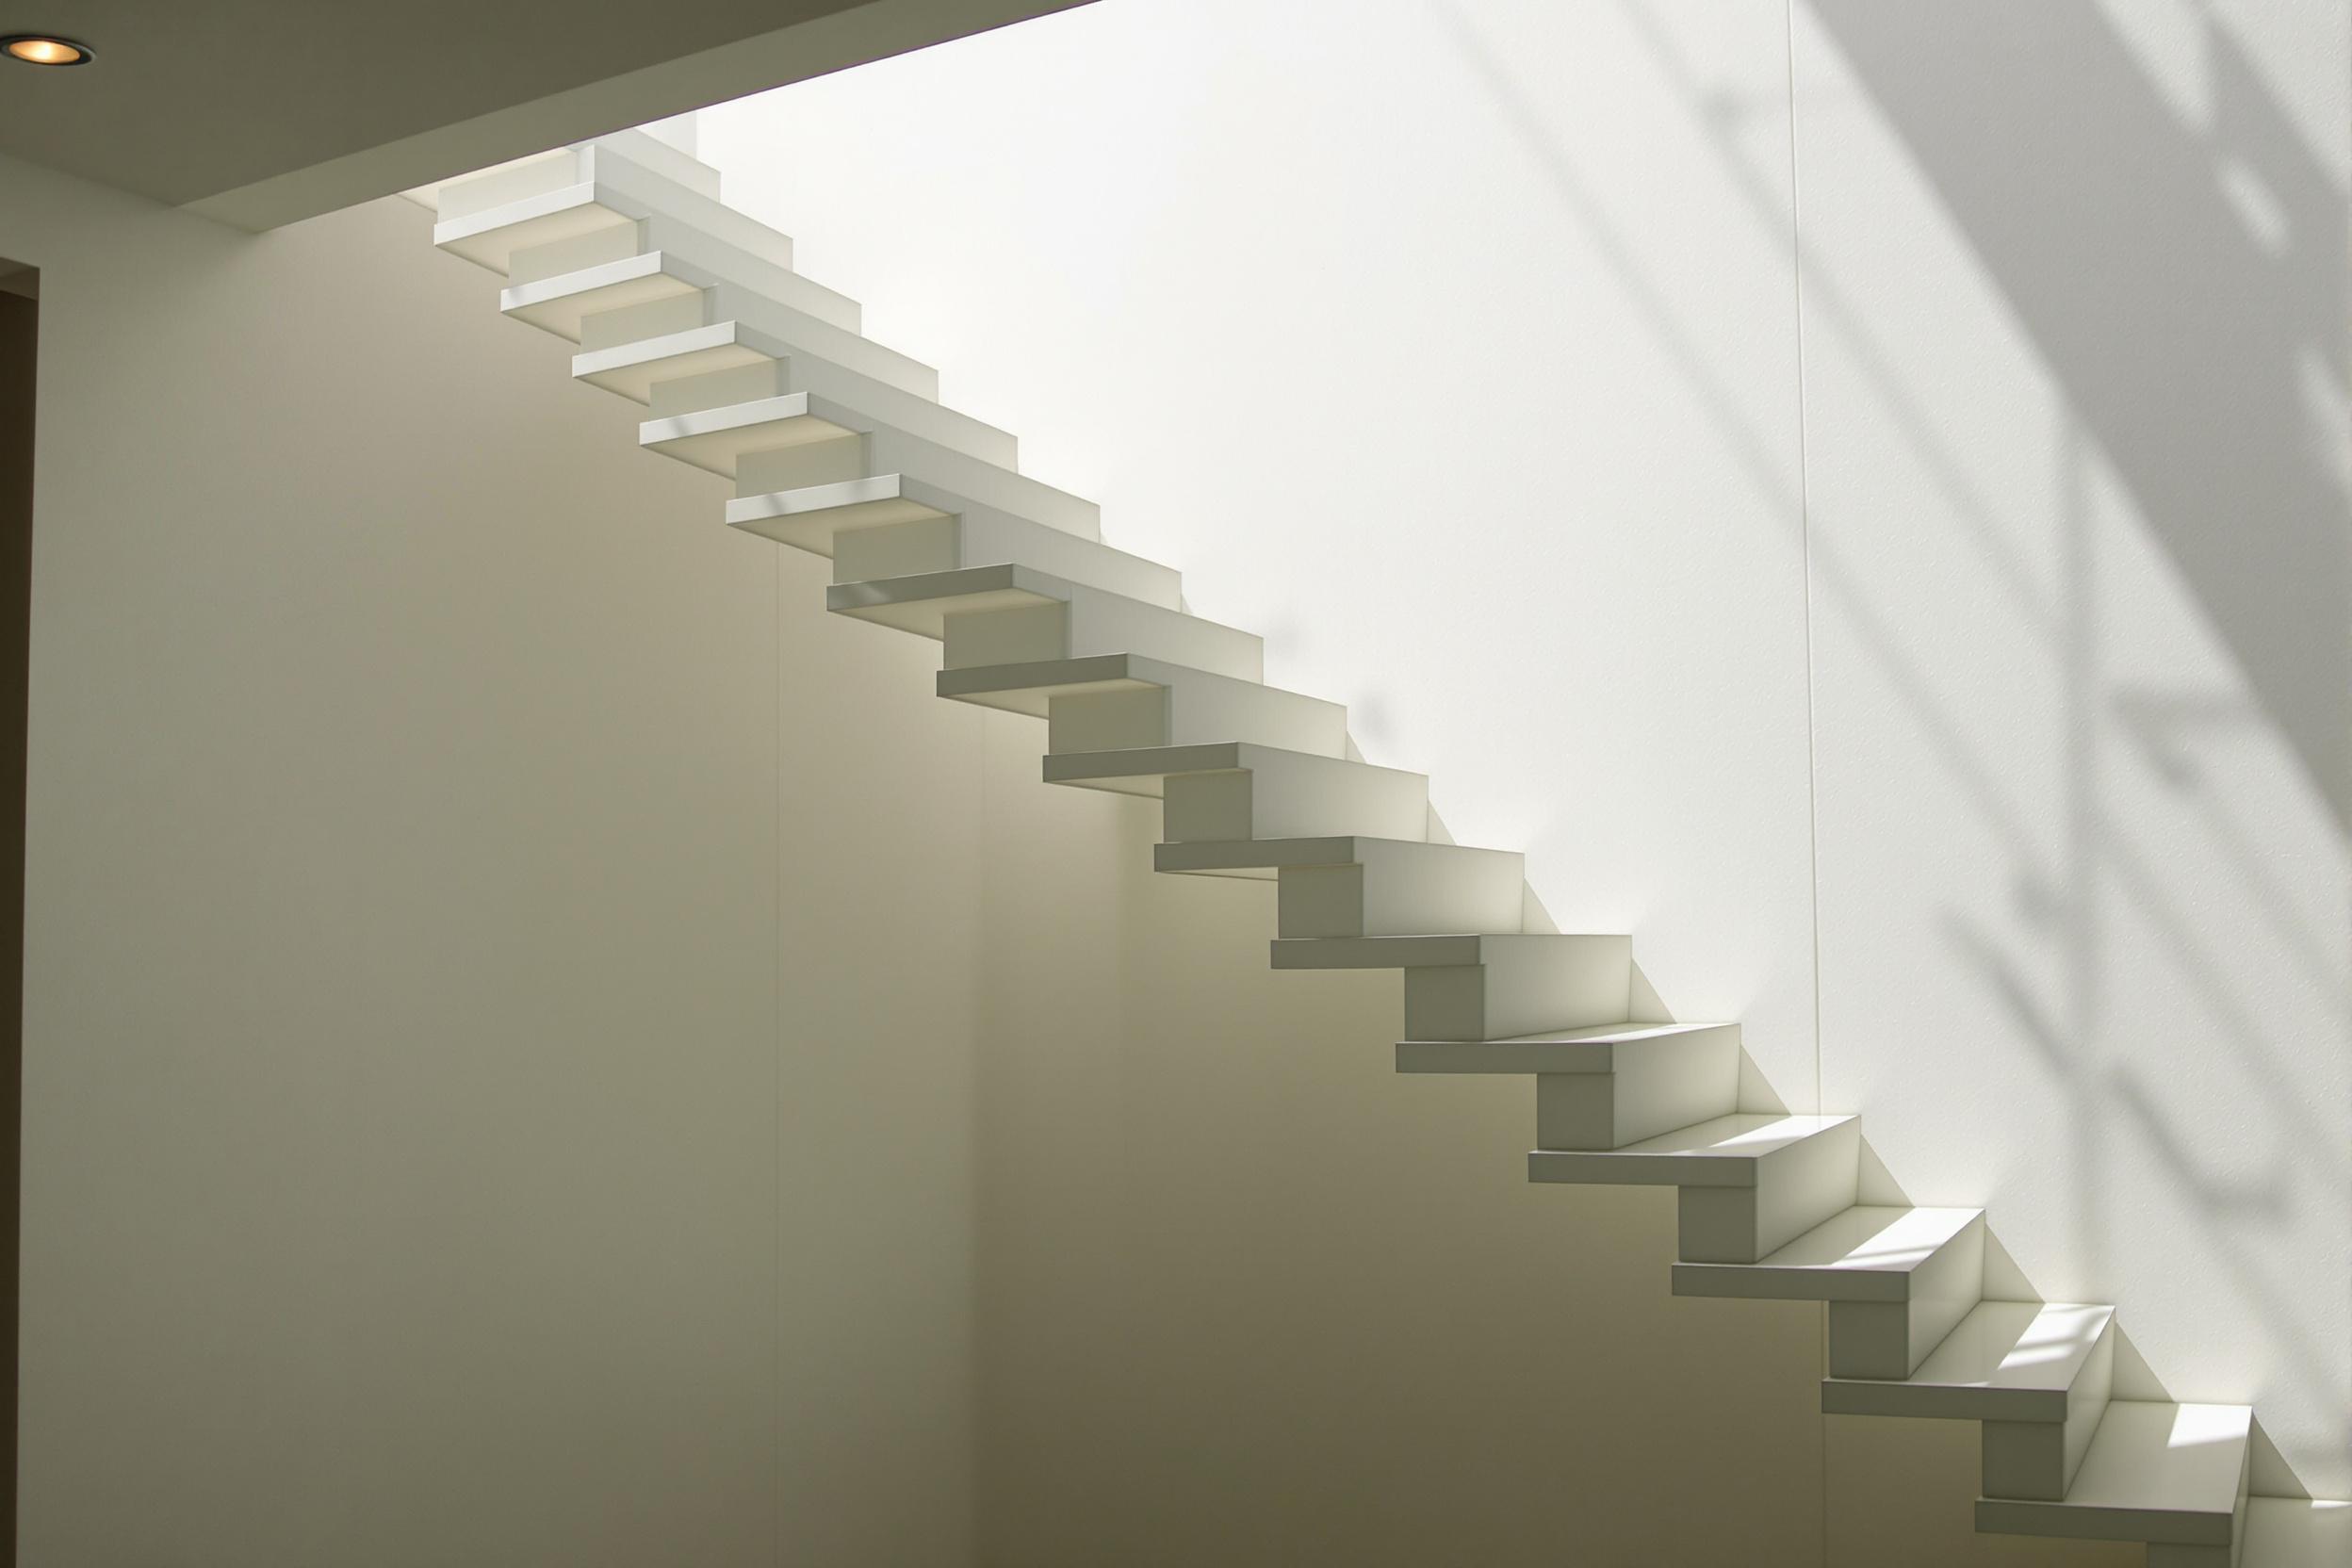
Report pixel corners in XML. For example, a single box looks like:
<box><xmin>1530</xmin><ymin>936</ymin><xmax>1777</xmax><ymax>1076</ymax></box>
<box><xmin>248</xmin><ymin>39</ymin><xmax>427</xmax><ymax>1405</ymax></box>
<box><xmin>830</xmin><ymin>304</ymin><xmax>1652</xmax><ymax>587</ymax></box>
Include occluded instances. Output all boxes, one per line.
<box><xmin>416</xmin><ymin>131</ymin><xmax>2347</xmax><ymax>1566</ymax></box>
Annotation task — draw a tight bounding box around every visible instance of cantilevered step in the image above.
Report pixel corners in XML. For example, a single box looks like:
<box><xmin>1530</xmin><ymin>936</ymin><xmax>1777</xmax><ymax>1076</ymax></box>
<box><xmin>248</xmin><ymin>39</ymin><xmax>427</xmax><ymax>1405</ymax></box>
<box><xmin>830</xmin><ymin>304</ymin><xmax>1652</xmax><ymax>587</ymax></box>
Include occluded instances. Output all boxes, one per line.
<box><xmin>1396</xmin><ymin>1022</ymin><xmax>1742</xmax><ymax>1149</ymax></box>
<box><xmin>507</xmin><ymin>248</ymin><xmax>932</xmax><ymax>397</ymax></box>
<box><xmin>1271</xmin><ymin>933</ymin><xmax>1631</xmax><ymax>1043</ymax></box>
<box><xmin>1976</xmin><ymin>1401</ymin><xmax>2251</xmax><ymax>1557</ymax></box>
<box><xmin>642</xmin><ymin>384</ymin><xmax>1098</xmax><ymax>542</ymax></box>
<box><xmin>432</xmin><ymin>138</ymin><xmax>844</xmax><ymax>328</ymax></box>
<box><xmin>578</xmin><ymin>310</ymin><xmax>1010</xmax><ymax>466</ymax></box>
<box><xmin>1825</xmin><ymin>1299</ymin><xmax>2116</xmax><ymax>1423</ymax></box>
<box><xmin>1827</xmin><ymin>1298</ymin><xmax>2118</xmax><ymax>1501</ymax></box>
<box><xmin>1044</xmin><ymin>743</ymin><xmax>1430</xmax><ymax>842</ymax></box>
<box><xmin>730</xmin><ymin>476</ymin><xmax>1164</xmax><ymax>604</ymax></box>
<box><xmin>939</xmin><ymin>655</ymin><xmax>1348</xmax><ymax>760</ymax></box>
<box><xmin>1528</xmin><ymin>1113</ymin><xmax>1862</xmax><ymax>1264</ymax></box>
<box><xmin>828</xmin><ymin>565</ymin><xmax>1261</xmax><ymax>682</ymax></box>
<box><xmin>1675</xmin><ymin>1206</ymin><xmax>1984</xmax><ymax>1380</ymax></box>
<box><xmin>1157</xmin><ymin>836</ymin><xmax>1523</xmax><ymax>938</ymax></box>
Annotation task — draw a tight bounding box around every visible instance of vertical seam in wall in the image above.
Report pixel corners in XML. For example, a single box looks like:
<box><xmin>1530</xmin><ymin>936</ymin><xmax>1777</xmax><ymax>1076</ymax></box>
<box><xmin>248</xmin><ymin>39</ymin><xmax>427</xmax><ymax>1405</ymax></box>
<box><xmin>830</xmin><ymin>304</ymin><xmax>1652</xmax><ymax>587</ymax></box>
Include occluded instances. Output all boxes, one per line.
<box><xmin>772</xmin><ymin>547</ymin><xmax>785</xmax><ymax>1568</ymax></box>
<box><xmin>1777</xmin><ymin>1</ymin><xmax>1830</xmax><ymax>1561</ymax></box>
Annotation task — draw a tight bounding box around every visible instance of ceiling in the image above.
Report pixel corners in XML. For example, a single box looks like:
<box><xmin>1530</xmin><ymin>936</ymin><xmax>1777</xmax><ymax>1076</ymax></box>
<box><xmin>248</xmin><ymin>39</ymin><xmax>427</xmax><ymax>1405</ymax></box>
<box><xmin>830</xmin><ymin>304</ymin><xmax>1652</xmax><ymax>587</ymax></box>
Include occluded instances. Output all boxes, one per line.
<box><xmin>0</xmin><ymin>0</ymin><xmax>1092</xmax><ymax>228</ymax></box>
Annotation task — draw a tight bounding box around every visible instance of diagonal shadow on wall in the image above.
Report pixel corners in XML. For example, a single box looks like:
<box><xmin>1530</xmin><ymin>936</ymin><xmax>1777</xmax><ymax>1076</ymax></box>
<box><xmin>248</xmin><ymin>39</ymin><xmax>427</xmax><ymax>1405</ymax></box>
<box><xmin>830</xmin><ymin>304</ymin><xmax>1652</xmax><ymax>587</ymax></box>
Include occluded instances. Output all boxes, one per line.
<box><xmin>1803</xmin><ymin>0</ymin><xmax>2351</xmax><ymax>832</ymax></box>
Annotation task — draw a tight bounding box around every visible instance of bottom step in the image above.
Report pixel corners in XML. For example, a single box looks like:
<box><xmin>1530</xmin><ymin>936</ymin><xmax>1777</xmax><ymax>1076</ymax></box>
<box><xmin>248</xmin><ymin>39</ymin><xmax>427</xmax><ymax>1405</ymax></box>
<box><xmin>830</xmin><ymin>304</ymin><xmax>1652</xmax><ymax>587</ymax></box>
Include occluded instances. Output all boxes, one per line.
<box><xmin>1975</xmin><ymin>1401</ymin><xmax>2250</xmax><ymax>1549</ymax></box>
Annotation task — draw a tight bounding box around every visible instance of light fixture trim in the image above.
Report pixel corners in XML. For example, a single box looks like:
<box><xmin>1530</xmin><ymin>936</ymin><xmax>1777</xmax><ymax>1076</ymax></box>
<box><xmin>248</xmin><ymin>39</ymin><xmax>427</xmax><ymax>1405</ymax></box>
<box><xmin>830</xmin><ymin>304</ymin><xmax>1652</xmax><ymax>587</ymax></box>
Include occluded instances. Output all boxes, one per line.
<box><xmin>2</xmin><ymin>34</ymin><xmax>96</xmax><ymax>67</ymax></box>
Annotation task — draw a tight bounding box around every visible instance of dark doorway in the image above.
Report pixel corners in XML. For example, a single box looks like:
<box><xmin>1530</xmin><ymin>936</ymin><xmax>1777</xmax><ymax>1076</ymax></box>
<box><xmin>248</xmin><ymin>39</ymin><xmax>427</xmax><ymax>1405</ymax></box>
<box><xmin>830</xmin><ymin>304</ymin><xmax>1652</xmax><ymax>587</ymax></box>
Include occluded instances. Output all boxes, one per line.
<box><xmin>0</xmin><ymin>260</ymin><xmax>32</xmax><ymax>1568</ymax></box>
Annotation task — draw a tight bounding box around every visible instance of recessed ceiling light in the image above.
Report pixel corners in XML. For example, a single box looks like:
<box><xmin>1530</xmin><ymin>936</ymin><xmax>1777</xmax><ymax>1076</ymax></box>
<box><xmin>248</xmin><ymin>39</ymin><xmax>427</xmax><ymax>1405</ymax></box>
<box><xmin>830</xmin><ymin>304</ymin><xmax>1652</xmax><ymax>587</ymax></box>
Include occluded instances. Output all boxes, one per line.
<box><xmin>2</xmin><ymin>35</ymin><xmax>95</xmax><ymax>67</ymax></box>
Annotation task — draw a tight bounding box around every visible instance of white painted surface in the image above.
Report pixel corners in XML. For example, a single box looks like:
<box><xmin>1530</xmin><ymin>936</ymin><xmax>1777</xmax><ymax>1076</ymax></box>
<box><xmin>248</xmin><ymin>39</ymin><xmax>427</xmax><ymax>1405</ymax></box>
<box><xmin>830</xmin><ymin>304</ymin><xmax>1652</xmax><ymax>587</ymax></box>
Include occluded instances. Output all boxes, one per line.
<box><xmin>702</xmin><ymin>0</ymin><xmax>2352</xmax><ymax>1518</ymax></box>
<box><xmin>1</xmin><ymin>157</ymin><xmax>983</xmax><ymax>1565</ymax></box>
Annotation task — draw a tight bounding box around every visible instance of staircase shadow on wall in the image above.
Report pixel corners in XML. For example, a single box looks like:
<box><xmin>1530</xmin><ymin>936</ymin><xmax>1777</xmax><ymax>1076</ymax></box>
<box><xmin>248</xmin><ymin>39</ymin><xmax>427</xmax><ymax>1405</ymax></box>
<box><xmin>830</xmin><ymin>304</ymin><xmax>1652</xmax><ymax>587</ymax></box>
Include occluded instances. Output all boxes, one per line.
<box><xmin>1433</xmin><ymin>0</ymin><xmax>2348</xmax><ymax>1506</ymax></box>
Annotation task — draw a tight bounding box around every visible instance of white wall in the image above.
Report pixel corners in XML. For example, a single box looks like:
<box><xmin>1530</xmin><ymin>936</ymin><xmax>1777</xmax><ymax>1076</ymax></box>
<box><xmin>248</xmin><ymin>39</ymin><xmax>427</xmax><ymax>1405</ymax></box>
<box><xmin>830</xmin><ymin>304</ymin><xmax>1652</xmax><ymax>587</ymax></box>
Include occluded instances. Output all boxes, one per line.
<box><xmin>2</xmin><ymin>156</ymin><xmax>991</xmax><ymax>1564</ymax></box>
<box><xmin>2</xmin><ymin>127</ymin><xmax>1828</xmax><ymax>1568</ymax></box>
<box><xmin>701</xmin><ymin>0</ymin><xmax>2352</xmax><ymax>1527</ymax></box>
<box><xmin>7</xmin><ymin>0</ymin><xmax>2342</xmax><ymax>1559</ymax></box>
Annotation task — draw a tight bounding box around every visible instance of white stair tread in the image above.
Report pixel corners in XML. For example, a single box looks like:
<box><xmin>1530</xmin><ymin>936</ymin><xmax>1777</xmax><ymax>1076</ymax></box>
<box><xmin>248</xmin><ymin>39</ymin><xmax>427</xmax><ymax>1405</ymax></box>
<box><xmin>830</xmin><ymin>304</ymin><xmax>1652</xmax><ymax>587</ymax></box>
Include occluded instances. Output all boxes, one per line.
<box><xmin>505</xmin><ymin>250</ymin><xmax>703</xmax><ymax>335</ymax></box>
<box><xmin>626</xmin><ymin>372</ymin><xmax>1013</xmax><ymax>470</ymax></box>
<box><xmin>827</xmin><ymin>564</ymin><xmax>1245</xmax><ymax>645</ymax></box>
<box><xmin>1395</xmin><ymin>1021</ymin><xmax>1739</xmax><ymax>1076</ymax></box>
<box><xmin>730</xmin><ymin>457</ymin><xmax>1100</xmax><ymax>549</ymax></box>
<box><xmin>1673</xmin><ymin>1205</ymin><xmax>1982</xmax><ymax>1301</ymax></box>
<box><xmin>1269</xmin><ymin>933</ymin><xmax>1610</xmax><ymax>971</ymax></box>
<box><xmin>638</xmin><ymin>385</ymin><xmax>843</xmax><ymax>466</ymax></box>
<box><xmin>580</xmin><ymin>321</ymin><xmax>793</xmax><ymax>404</ymax></box>
<box><xmin>636</xmin><ymin>383</ymin><xmax>1014</xmax><ymax>476</ymax></box>
<box><xmin>434</xmin><ymin>148</ymin><xmax>857</xmax><ymax>328</ymax></box>
<box><xmin>1976</xmin><ymin>1401</ymin><xmax>2251</xmax><ymax>1547</ymax></box>
<box><xmin>1041</xmin><ymin>742</ymin><xmax>1424</xmax><ymax>799</ymax></box>
<box><xmin>727</xmin><ymin>475</ymin><xmax>1148</xmax><ymax>599</ymax></box>
<box><xmin>508</xmin><ymin>253</ymin><xmax>930</xmax><ymax>393</ymax></box>
<box><xmin>1527</xmin><ymin>1113</ymin><xmax>1858</xmax><ymax>1188</ymax></box>
<box><xmin>939</xmin><ymin>654</ymin><xmax>1348</xmax><ymax>757</ymax></box>
<box><xmin>833</xmin><ymin>567</ymin><xmax>1260</xmax><ymax>683</ymax></box>
<box><xmin>435</xmin><ymin>181</ymin><xmax>642</xmax><ymax>271</ymax></box>
<box><xmin>1822</xmin><ymin>1300</ymin><xmax>2115</xmax><ymax>1423</ymax></box>
<box><xmin>829</xmin><ymin>564</ymin><xmax>1068</xmax><ymax>626</ymax></box>
<box><xmin>2243</xmin><ymin>1498</ymin><xmax>2352</xmax><ymax>1566</ymax></box>
<box><xmin>937</xmin><ymin>652</ymin><xmax>1265</xmax><ymax>704</ymax></box>
<box><xmin>1156</xmin><ymin>835</ymin><xmax>1517</xmax><ymax>878</ymax></box>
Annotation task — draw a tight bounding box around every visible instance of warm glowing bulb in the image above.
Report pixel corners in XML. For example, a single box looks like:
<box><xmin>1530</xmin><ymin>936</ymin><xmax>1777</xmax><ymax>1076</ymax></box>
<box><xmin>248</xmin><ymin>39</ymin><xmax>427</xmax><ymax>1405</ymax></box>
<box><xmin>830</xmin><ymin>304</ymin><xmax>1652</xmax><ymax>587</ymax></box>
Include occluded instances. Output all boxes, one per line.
<box><xmin>4</xmin><ymin>36</ymin><xmax>94</xmax><ymax>66</ymax></box>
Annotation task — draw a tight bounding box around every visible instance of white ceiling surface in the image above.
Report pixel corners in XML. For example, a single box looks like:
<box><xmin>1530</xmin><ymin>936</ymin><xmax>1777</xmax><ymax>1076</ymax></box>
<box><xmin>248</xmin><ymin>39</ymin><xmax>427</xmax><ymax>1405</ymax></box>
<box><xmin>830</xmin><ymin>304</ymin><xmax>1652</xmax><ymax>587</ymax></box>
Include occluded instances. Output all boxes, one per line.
<box><xmin>0</xmin><ymin>0</ymin><xmax>1093</xmax><ymax>229</ymax></box>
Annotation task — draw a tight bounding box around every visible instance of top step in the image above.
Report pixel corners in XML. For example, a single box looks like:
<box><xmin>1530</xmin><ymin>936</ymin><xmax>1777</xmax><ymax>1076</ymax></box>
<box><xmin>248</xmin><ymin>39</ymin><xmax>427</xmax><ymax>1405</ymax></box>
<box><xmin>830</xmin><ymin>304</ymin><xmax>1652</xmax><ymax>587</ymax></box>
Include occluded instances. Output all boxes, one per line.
<box><xmin>433</xmin><ymin>137</ymin><xmax>858</xmax><ymax>328</ymax></box>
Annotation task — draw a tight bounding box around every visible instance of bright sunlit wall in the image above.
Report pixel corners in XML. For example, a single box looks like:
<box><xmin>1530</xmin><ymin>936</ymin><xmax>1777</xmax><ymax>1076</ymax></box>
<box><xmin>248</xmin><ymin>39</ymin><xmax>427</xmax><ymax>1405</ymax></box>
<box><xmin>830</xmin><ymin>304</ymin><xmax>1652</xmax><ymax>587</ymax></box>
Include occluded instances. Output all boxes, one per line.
<box><xmin>701</xmin><ymin>0</ymin><xmax>2352</xmax><ymax>1520</ymax></box>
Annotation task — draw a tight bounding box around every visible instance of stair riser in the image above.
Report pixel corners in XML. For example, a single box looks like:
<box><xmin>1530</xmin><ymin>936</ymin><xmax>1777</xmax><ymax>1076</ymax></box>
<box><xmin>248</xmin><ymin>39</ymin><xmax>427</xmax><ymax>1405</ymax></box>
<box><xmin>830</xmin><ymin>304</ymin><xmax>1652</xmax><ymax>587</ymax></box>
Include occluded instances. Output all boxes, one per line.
<box><xmin>1164</xmin><ymin>763</ymin><xmax>1428</xmax><ymax>843</ymax></box>
<box><xmin>507</xmin><ymin>219</ymin><xmax>645</xmax><ymax>286</ymax></box>
<box><xmin>436</xmin><ymin>151</ymin><xmax>602</xmax><ymax>229</ymax></box>
<box><xmin>1822</xmin><ymin>1218</ymin><xmax>1985</xmax><ymax>1380</ymax></box>
<box><xmin>1047</xmin><ymin>682</ymin><xmax>1348</xmax><ymax>760</ymax></box>
<box><xmin>650</xmin><ymin>359</ymin><xmax>803</xmax><ymax>421</ymax></box>
<box><xmin>1980</xmin><ymin>1319</ymin><xmax>2115</xmax><ymax>1500</ymax></box>
<box><xmin>1675</xmin><ymin>1119</ymin><xmax>1861</xmax><ymax>1264</ymax></box>
<box><xmin>1984</xmin><ymin>1422</ymin><xmax>2077</xmax><ymax>1506</ymax></box>
<box><xmin>1275</xmin><ymin>847</ymin><xmax>1523</xmax><ymax>939</ymax></box>
<box><xmin>1401</xmin><ymin>938</ymin><xmax>1632</xmax><ymax>1042</ymax></box>
<box><xmin>942</xmin><ymin>598</ymin><xmax>1263</xmax><ymax>683</ymax></box>
<box><xmin>580</xmin><ymin>287</ymin><xmax>713</xmax><ymax>353</ymax></box>
<box><xmin>833</xmin><ymin>515</ymin><xmax>957</xmax><ymax>580</ymax></box>
<box><xmin>1533</xmin><ymin>1032</ymin><xmax>1742</xmax><ymax>1150</ymax></box>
